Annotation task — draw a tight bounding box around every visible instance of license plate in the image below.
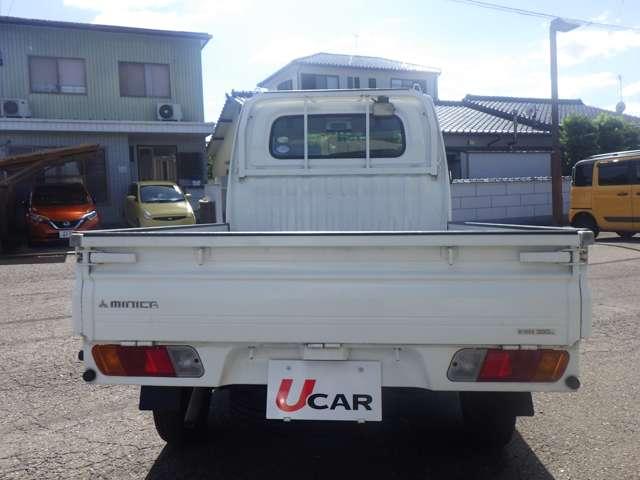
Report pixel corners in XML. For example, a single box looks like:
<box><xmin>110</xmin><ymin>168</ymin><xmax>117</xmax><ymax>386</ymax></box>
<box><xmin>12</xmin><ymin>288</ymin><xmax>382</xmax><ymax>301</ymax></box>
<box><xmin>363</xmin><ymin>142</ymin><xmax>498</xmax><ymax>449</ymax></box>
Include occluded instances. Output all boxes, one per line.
<box><xmin>58</xmin><ymin>230</ymin><xmax>72</xmax><ymax>239</ymax></box>
<box><xmin>266</xmin><ymin>360</ymin><xmax>382</xmax><ymax>422</ymax></box>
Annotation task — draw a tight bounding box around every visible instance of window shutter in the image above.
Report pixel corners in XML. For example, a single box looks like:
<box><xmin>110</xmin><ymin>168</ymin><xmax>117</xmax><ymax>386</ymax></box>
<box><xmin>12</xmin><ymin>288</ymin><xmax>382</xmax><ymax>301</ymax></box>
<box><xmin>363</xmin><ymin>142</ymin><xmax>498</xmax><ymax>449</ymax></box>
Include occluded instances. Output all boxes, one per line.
<box><xmin>58</xmin><ymin>59</ymin><xmax>86</xmax><ymax>94</ymax></box>
<box><xmin>145</xmin><ymin>64</ymin><xmax>171</xmax><ymax>98</ymax></box>
<box><xmin>119</xmin><ymin>63</ymin><xmax>146</xmax><ymax>96</ymax></box>
<box><xmin>30</xmin><ymin>57</ymin><xmax>58</xmax><ymax>93</ymax></box>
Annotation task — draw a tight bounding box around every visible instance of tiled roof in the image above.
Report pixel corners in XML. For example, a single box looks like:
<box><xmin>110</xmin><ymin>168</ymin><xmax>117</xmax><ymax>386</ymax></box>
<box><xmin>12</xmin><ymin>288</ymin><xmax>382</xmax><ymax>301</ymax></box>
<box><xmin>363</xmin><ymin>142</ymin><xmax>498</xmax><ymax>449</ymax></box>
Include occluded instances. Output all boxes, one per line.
<box><xmin>258</xmin><ymin>52</ymin><xmax>440</xmax><ymax>87</ymax></box>
<box><xmin>463</xmin><ymin>95</ymin><xmax>640</xmax><ymax>129</ymax></box>
<box><xmin>435</xmin><ymin>101</ymin><xmax>546</xmax><ymax>135</ymax></box>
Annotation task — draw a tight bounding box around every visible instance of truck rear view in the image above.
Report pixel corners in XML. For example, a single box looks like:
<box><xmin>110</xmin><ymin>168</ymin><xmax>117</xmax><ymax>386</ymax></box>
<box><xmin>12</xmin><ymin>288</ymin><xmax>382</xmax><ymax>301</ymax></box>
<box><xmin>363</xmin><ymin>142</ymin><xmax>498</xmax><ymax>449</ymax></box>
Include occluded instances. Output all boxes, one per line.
<box><xmin>72</xmin><ymin>89</ymin><xmax>592</xmax><ymax>449</ymax></box>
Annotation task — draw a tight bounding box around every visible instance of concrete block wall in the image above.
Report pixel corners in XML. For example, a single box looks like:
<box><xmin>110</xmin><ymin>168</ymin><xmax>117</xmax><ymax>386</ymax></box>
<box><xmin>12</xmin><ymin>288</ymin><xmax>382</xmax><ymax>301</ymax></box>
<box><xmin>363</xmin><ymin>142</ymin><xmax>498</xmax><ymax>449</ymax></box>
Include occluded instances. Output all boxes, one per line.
<box><xmin>451</xmin><ymin>177</ymin><xmax>571</xmax><ymax>225</ymax></box>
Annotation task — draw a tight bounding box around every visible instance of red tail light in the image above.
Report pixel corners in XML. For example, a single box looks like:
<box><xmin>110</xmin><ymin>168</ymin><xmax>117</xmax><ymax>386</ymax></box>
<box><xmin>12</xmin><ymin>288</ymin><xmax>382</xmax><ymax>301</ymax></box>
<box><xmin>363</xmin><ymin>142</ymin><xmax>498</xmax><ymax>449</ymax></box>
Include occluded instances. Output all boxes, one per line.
<box><xmin>91</xmin><ymin>345</ymin><xmax>203</xmax><ymax>377</ymax></box>
<box><xmin>448</xmin><ymin>348</ymin><xmax>569</xmax><ymax>382</ymax></box>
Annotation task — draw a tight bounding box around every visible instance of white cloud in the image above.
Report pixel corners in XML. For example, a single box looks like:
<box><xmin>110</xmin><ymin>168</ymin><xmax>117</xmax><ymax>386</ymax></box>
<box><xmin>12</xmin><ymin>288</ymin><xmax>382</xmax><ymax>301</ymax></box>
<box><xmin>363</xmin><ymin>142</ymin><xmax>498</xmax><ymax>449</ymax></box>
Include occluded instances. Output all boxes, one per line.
<box><xmin>559</xmin><ymin>29</ymin><xmax>640</xmax><ymax>67</ymax></box>
<box><xmin>62</xmin><ymin>0</ymin><xmax>252</xmax><ymax>30</ymax></box>
<box><xmin>623</xmin><ymin>81</ymin><xmax>640</xmax><ymax>98</ymax></box>
<box><xmin>625</xmin><ymin>101</ymin><xmax>640</xmax><ymax>116</ymax></box>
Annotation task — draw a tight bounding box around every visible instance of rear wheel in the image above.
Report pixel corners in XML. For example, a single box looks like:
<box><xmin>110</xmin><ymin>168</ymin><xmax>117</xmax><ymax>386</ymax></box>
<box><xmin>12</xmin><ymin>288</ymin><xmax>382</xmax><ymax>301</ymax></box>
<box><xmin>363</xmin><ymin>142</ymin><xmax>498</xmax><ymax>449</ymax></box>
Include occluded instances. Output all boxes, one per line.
<box><xmin>572</xmin><ymin>214</ymin><xmax>599</xmax><ymax>238</ymax></box>
<box><xmin>616</xmin><ymin>231</ymin><xmax>636</xmax><ymax>240</ymax></box>
<box><xmin>152</xmin><ymin>387</ymin><xmax>211</xmax><ymax>445</ymax></box>
<box><xmin>460</xmin><ymin>393</ymin><xmax>517</xmax><ymax>450</ymax></box>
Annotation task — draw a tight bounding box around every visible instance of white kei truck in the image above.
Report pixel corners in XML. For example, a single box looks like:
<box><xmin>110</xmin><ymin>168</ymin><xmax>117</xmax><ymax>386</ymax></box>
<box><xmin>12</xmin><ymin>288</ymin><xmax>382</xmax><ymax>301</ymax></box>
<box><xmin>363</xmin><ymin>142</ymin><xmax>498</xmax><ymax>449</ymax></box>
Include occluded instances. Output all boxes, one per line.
<box><xmin>71</xmin><ymin>89</ymin><xmax>592</xmax><ymax>449</ymax></box>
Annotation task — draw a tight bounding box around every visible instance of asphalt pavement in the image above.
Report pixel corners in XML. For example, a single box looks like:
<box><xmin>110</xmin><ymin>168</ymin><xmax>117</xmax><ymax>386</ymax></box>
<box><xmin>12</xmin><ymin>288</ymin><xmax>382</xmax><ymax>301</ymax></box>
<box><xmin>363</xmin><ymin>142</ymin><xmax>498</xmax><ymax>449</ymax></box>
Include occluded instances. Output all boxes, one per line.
<box><xmin>1</xmin><ymin>235</ymin><xmax>639</xmax><ymax>479</ymax></box>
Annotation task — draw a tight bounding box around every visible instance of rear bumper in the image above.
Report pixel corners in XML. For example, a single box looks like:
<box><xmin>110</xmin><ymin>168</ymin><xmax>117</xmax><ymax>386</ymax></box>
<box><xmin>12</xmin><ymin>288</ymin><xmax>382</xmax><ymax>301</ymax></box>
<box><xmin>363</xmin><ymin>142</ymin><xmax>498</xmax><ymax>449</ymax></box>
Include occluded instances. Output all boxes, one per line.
<box><xmin>80</xmin><ymin>341</ymin><xmax>582</xmax><ymax>393</ymax></box>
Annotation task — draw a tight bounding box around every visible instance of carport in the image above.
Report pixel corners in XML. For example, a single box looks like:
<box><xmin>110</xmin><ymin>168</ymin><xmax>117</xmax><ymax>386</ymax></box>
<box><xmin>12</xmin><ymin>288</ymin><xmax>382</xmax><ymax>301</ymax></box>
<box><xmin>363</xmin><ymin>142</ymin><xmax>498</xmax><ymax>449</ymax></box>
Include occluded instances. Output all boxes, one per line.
<box><xmin>0</xmin><ymin>144</ymin><xmax>99</xmax><ymax>250</ymax></box>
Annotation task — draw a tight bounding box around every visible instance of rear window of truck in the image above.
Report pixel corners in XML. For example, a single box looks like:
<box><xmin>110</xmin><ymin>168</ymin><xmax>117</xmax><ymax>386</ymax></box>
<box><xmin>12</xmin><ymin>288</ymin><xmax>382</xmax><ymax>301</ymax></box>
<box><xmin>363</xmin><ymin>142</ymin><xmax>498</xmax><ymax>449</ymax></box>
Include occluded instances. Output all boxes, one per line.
<box><xmin>270</xmin><ymin>114</ymin><xmax>405</xmax><ymax>159</ymax></box>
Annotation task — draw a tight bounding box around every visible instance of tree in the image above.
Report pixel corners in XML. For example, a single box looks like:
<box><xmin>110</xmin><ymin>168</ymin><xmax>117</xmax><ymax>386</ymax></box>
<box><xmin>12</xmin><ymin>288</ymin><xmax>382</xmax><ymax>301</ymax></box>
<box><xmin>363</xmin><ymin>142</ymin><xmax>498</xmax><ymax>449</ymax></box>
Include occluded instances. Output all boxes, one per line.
<box><xmin>559</xmin><ymin>114</ymin><xmax>598</xmax><ymax>174</ymax></box>
<box><xmin>593</xmin><ymin>113</ymin><xmax>640</xmax><ymax>153</ymax></box>
<box><xmin>560</xmin><ymin>113</ymin><xmax>640</xmax><ymax>174</ymax></box>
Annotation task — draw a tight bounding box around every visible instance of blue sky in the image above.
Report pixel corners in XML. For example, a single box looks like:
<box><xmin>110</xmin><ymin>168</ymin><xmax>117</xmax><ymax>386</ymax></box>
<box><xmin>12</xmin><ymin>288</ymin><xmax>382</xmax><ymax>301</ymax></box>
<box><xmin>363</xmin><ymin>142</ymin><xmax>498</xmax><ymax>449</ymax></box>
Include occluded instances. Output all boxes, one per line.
<box><xmin>4</xmin><ymin>0</ymin><xmax>640</xmax><ymax>121</ymax></box>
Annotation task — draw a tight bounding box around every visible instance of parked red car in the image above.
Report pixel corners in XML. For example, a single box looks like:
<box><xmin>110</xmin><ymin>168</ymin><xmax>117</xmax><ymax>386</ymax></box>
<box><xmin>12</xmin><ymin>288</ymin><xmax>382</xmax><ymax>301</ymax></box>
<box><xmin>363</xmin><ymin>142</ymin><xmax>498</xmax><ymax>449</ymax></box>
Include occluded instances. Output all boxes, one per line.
<box><xmin>26</xmin><ymin>183</ymin><xmax>100</xmax><ymax>244</ymax></box>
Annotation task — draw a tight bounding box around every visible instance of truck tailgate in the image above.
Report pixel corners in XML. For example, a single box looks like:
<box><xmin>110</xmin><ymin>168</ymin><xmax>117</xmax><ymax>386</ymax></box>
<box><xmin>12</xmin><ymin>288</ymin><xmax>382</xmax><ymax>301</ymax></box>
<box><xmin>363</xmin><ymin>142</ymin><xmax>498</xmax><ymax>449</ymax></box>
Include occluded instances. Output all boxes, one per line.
<box><xmin>73</xmin><ymin>230</ymin><xmax>590</xmax><ymax>347</ymax></box>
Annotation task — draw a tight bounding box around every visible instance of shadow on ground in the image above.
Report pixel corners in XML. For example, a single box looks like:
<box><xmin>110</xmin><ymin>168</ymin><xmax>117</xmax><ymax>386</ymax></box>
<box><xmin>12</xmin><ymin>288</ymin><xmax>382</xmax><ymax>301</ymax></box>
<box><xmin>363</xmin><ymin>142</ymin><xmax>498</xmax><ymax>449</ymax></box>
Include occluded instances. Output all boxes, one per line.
<box><xmin>146</xmin><ymin>425</ymin><xmax>553</xmax><ymax>480</ymax></box>
<box><xmin>0</xmin><ymin>244</ymin><xmax>70</xmax><ymax>265</ymax></box>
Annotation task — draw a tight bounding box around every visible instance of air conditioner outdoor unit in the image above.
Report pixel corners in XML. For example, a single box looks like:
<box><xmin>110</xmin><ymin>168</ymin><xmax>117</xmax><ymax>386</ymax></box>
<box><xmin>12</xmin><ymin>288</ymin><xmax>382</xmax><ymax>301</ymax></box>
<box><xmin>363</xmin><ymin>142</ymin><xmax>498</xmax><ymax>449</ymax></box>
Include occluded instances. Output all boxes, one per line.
<box><xmin>1</xmin><ymin>99</ymin><xmax>32</xmax><ymax>118</ymax></box>
<box><xmin>156</xmin><ymin>103</ymin><xmax>183</xmax><ymax>121</ymax></box>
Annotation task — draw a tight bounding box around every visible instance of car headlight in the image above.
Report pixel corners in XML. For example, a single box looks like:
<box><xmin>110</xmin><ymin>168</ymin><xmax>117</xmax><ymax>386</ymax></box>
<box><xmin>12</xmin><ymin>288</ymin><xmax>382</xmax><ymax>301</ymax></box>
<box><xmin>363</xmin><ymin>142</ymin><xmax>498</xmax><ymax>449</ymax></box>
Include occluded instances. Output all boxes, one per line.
<box><xmin>29</xmin><ymin>213</ymin><xmax>50</xmax><ymax>223</ymax></box>
<box><xmin>83</xmin><ymin>210</ymin><xmax>98</xmax><ymax>220</ymax></box>
<box><xmin>143</xmin><ymin>210</ymin><xmax>153</xmax><ymax>220</ymax></box>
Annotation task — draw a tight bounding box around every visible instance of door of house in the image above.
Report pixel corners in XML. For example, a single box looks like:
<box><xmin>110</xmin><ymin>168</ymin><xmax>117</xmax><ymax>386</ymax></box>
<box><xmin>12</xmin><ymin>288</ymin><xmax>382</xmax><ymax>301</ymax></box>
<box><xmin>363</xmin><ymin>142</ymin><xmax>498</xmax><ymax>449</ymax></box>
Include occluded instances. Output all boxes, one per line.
<box><xmin>137</xmin><ymin>146</ymin><xmax>177</xmax><ymax>182</ymax></box>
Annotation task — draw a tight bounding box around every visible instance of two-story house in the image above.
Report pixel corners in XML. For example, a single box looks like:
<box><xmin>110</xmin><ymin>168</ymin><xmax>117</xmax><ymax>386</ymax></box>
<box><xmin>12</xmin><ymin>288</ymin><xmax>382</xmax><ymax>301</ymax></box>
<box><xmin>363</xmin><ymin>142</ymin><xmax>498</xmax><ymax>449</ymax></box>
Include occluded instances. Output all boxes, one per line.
<box><xmin>0</xmin><ymin>16</ymin><xmax>213</xmax><ymax>223</ymax></box>
<box><xmin>257</xmin><ymin>52</ymin><xmax>440</xmax><ymax>99</ymax></box>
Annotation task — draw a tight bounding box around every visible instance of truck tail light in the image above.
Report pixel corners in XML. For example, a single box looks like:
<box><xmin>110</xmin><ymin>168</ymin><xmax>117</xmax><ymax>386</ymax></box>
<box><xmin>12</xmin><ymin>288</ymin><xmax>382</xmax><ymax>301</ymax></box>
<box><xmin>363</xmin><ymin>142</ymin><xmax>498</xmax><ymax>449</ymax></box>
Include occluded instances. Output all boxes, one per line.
<box><xmin>92</xmin><ymin>345</ymin><xmax>203</xmax><ymax>378</ymax></box>
<box><xmin>448</xmin><ymin>348</ymin><xmax>569</xmax><ymax>382</ymax></box>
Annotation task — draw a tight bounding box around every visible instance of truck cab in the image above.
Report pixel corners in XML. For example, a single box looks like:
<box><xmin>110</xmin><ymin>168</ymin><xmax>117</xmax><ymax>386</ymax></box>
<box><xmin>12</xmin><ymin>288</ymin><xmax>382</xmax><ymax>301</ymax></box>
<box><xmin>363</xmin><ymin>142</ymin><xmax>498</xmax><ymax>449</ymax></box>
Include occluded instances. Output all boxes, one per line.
<box><xmin>225</xmin><ymin>89</ymin><xmax>450</xmax><ymax>232</ymax></box>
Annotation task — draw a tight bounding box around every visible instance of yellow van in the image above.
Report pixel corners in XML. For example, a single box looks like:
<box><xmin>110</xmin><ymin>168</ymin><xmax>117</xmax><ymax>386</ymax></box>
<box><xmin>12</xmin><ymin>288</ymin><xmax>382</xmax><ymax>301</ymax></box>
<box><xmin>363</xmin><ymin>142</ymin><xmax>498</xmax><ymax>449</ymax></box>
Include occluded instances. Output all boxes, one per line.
<box><xmin>570</xmin><ymin>150</ymin><xmax>640</xmax><ymax>238</ymax></box>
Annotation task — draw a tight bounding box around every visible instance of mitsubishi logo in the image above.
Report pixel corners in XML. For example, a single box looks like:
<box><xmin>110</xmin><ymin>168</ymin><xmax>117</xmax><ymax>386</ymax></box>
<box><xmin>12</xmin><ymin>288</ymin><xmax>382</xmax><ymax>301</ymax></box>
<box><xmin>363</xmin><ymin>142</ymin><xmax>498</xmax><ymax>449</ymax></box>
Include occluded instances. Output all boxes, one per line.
<box><xmin>99</xmin><ymin>299</ymin><xmax>109</xmax><ymax>308</ymax></box>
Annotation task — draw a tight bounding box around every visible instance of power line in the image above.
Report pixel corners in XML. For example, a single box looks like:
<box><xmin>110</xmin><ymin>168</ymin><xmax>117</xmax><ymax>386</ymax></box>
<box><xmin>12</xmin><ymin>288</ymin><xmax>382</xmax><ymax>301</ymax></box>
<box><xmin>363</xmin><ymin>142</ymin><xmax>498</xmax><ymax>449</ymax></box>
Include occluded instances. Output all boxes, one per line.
<box><xmin>447</xmin><ymin>0</ymin><xmax>640</xmax><ymax>33</ymax></box>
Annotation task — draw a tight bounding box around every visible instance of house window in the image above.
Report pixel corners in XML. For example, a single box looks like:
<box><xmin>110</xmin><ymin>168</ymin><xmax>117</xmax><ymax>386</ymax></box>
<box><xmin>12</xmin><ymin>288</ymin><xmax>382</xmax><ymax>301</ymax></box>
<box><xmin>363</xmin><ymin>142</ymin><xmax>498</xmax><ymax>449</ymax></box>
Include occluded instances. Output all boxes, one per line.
<box><xmin>137</xmin><ymin>146</ymin><xmax>177</xmax><ymax>181</ymax></box>
<box><xmin>29</xmin><ymin>56</ymin><xmax>87</xmax><ymax>94</ymax></box>
<box><xmin>391</xmin><ymin>78</ymin><xmax>427</xmax><ymax>92</ymax></box>
<box><xmin>270</xmin><ymin>114</ymin><xmax>405</xmax><ymax>159</ymax></box>
<box><xmin>368</xmin><ymin>78</ymin><xmax>377</xmax><ymax>88</ymax></box>
<box><xmin>347</xmin><ymin>76</ymin><xmax>360</xmax><ymax>89</ymax></box>
<box><xmin>277</xmin><ymin>79</ymin><xmax>293</xmax><ymax>90</ymax></box>
<box><xmin>119</xmin><ymin>62</ymin><xmax>171</xmax><ymax>98</ymax></box>
<box><xmin>300</xmin><ymin>73</ymin><xmax>339</xmax><ymax>90</ymax></box>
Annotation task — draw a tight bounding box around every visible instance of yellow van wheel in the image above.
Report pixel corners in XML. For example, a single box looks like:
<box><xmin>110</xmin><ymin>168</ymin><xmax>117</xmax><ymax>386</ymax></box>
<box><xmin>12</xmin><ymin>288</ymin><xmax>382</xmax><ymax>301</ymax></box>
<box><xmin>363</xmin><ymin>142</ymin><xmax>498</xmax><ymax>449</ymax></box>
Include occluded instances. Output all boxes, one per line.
<box><xmin>571</xmin><ymin>213</ymin><xmax>599</xmax><ymax>238</ymax></box>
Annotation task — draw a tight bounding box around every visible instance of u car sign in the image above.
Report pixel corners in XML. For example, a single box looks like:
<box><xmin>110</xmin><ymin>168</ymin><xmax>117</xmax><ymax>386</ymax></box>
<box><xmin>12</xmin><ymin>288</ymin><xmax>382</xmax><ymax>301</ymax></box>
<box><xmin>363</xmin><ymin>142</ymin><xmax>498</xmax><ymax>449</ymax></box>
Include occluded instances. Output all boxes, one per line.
<box><xmin>266</xmin><ymin>360</ymin><xmax>382</xmax><ymax>421</ymax></box>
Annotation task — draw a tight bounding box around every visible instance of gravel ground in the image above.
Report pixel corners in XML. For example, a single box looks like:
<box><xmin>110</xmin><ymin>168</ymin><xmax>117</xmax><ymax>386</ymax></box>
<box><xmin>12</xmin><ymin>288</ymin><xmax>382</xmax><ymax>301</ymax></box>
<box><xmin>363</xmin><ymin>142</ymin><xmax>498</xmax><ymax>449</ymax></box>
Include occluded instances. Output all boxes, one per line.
<box><xmin>1</xmin><ymin>235</ymin><xmax>639</xmax><ymax>479</ymax></box>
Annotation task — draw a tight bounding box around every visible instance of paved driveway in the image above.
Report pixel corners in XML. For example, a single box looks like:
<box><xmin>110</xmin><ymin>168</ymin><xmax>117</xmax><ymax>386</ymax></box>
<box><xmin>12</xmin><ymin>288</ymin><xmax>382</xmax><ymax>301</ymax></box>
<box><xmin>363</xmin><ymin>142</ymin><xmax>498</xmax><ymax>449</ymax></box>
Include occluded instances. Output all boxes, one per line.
<box><xmin>1</xmin><ymin>236</ymin><xmax>638</xmax><ymax>479</ymax></box>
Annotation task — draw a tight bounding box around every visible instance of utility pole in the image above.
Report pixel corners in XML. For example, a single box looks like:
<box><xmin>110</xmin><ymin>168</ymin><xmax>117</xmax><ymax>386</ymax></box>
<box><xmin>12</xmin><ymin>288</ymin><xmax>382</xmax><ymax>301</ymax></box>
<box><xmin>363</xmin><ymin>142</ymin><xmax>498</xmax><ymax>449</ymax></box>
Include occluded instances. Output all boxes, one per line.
<box><xmin>549</xmin><ymin>18</ymin><xmax>579</xmax><ymax>225</ymax></box>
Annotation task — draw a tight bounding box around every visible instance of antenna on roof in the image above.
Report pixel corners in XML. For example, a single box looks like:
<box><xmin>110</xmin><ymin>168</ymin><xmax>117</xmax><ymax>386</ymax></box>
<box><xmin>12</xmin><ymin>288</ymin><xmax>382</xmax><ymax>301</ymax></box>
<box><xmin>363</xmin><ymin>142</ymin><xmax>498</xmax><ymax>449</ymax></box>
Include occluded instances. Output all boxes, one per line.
<box><xmin>616</xmin><ymin>74</ymin><xmax>626</xmax><ymax>114</ymax></box>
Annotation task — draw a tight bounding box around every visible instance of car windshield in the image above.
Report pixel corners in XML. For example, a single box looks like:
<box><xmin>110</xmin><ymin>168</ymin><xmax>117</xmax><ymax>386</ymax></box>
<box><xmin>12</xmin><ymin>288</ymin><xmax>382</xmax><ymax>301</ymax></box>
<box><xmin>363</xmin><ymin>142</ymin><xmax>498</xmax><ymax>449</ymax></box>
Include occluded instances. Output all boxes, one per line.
<box><xmin>32</xmin><ymin>184</ymin><xmax>89</xmax><ymax>206</ymax></box>
<box><xmin>140</xmin><ymin>185</ymin><xmax>185</xmax><ymax>203</ymax></box>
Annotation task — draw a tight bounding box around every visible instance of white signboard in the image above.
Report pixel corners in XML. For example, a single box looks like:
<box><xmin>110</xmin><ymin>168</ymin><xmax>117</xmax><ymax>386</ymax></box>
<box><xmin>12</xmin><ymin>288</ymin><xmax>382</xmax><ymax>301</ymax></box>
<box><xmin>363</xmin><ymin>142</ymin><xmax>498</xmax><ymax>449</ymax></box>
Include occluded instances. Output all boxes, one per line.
<box><xmin>266</xmin><ymin>360</ymin><xmax>382</xmax><ymax>422</ymax></box>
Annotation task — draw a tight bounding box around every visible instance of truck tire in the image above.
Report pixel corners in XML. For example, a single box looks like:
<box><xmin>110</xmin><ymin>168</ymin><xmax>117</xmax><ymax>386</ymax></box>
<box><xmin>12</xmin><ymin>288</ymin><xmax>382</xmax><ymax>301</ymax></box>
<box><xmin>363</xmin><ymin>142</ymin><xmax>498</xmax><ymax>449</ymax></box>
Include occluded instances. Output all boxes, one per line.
<box><xmin>460</xmin><ymin>392</ymin><xmax>517</xmax><ymax>450</ymax></box>
<box><xmin>152</xmin><ymin>387</ymin><xmax>210</xmax><ymax>445</ymax></box>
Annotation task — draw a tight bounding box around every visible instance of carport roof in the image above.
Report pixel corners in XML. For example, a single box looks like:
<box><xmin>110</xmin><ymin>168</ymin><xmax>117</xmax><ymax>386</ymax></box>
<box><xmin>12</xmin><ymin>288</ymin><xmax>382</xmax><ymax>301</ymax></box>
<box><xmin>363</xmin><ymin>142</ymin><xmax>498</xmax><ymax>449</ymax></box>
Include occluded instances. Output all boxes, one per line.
<box><xmin>0</xmin><ymin>144</ymin><xmax>99</xmax><ymax>170</ymax></box>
